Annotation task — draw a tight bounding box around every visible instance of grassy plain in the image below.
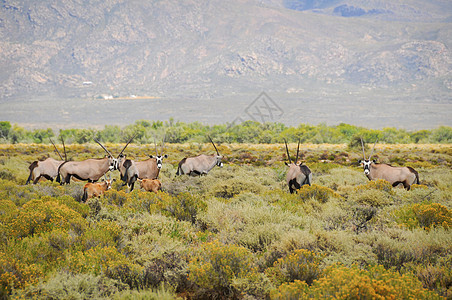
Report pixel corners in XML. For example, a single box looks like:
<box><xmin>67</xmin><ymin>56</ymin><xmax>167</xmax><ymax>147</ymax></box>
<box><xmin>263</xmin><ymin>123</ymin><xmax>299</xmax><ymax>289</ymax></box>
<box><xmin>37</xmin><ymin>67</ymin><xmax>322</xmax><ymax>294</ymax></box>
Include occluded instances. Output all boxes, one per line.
<box><xmin>0</xmin><ymin>143</ymin><xmax>451</xmax><ymax>299</ymax></box>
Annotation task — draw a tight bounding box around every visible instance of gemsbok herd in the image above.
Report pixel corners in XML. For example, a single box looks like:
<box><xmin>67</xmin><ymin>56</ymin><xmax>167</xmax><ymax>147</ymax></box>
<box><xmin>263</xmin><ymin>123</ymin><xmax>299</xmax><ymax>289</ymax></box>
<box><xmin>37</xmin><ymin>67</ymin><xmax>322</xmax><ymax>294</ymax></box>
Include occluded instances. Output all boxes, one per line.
<box><xmin>26</xmin><ymin>136</ymin><xmax>420</xmax><ymax>201</ymax></box>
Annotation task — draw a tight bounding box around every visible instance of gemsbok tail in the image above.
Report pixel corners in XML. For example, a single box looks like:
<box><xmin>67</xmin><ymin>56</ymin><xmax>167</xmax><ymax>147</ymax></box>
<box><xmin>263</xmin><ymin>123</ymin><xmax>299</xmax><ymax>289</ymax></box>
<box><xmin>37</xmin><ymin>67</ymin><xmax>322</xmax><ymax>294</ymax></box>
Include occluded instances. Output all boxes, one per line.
<box><xmin>26</xmin><ymin>161</ymin><xmax>38</xmax><ymax>185</ymax></box>
<box><xmin>81</xmin><ymin>188</ymin><xmax>88</xmax><ymax>202</ymax></box>
<box><xmin>407</xmin><ymin>166</ymin><xmax>420</xmax><ymax>185</ymax></box>
<box><xmin>176</xmin><ymin>158</ymin><xmax>187</xmax><ymax>176</ymax></box>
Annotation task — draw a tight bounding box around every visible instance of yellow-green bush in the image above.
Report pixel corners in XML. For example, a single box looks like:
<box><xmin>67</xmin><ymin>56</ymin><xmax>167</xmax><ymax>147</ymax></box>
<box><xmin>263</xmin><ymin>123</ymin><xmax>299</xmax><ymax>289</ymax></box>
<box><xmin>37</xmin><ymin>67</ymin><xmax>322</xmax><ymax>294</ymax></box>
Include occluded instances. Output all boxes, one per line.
<box><xmin>83</xmin><ymin>220</ymin><xmax>123</xmax><ymax>250</ymax></box>
<box><xmin>0</xmin><ymin>253</ymin><xmax>42</xmax><ymax>297</ymax></box>
<box><xmin>296</xmin><ymin>184</ymin><xmax>341</xmax><ymax>203</ymax></box>
<box><xmin>7</xmin><ymin>200</ymin><xmax>87</xmax><ymax>238</ymax></box>
<box><xmin>355</xmin><ymin>179</ymin><xmax>394</xmax><ymax>194</ymax></box>
<box><xmin>12</xmin><ymin>272</ymin><xmax>129</xmax><ymax>300</ymax></box>
<box><xmin>68</xmin><ymin>245</ymin><xmax>143</xmax><ymax>284</ymax></box>
<box><xmin>209</xmin><ymin>177</ymin><xmax>265</xmax><ymax>198</ymax></box>
<box><xmin>271</xmin><ymin>264</ymin><xmax>443</xmax><ymax>299</ymax></box>
<box><xmin>395</xmin><ymin>202</ymin><xmax>451</xmax><ymax>231</ymax></box>
<box><xmin>266</xmin><ymin>249</ymin><xmax>324</xmax><ymax>285</ymax></box>
<box><xmin>188</xmin><ymin>240</ymin><xmax>269</xmax><ymax>298</ymax></box>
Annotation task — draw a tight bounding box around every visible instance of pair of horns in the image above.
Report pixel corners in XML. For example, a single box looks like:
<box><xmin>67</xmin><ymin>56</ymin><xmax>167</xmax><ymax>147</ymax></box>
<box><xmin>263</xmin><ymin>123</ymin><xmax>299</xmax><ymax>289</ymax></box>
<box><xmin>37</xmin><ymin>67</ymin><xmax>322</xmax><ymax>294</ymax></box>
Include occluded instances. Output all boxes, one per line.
<box><xmin>154</xmin><ymin>134</ymin><xmax>166</xmax><ymax>156</ymax></box>
<box><xmin>284</xmin><ymin>139</ymin><xmax>301</xmax><ymax>164</ymax></box>
<box><xmin>360</xmin><ymin>138</ymin><xmax>377</xmax><ymax>161</ymax></box>
<box><xmin>118</xmin><ymin>134</ymin><xmax>136</xmax><ymax>157</ymax></box>
<box><xmin>49</xmin><ymin>137</ymin><xmax>67</xmax><ymax>161</ymax></box>
<box><xmin>208</xmin><ymin>135</ymin><xmax>220</xmax><ymax>156</ymax></box>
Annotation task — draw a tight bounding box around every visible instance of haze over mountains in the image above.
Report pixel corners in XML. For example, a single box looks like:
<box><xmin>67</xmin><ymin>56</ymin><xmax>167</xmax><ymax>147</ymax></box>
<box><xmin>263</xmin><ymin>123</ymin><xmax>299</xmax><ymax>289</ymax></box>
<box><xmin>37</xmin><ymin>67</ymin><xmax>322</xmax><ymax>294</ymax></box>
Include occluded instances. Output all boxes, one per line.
<box><xmin>1</xmin><ymin>0</ymin><xmax>451</xmax><ymax>129</ymax></box>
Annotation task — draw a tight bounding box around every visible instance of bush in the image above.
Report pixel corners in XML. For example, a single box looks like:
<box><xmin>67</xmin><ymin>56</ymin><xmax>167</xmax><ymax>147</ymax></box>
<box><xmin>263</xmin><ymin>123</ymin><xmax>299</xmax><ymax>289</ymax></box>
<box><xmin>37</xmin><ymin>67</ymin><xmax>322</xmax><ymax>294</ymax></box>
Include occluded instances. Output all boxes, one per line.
<box><xmin>296</xmin><ymin>184</ymin><xmax>341</xmax><ymax>203</ymax></box>
<box><xmin>271</xmin><ymin>264</ymin><xmax>443</xmax><ymax>299</ymax></box>
<box><xmin>266</xmin><ymin>249</ymin><xmax>324</xmax><ymax>285</ymax></box>
<box><xmin>7</xmin><ymin>199</ymin><xmax>87</xmax><ymax>238</ymax></box>
<box><xmin>0</xmin><ymin>254</ymin><xmax>42</xmax><ymax>297</ymax></box>
<box><xmin>396</xmin><ymin>202</ymin><xmax>452</xmax><ymax>231</ymax></box>
<box><xmin>188</xmin><ymin>240</ymin><xmax>271</xmax><ymax>298</ymax></box>
<box><xmin>12</xmin><ymin>272</ymin><xmax>129</xmax><ymax>299</ymax></box>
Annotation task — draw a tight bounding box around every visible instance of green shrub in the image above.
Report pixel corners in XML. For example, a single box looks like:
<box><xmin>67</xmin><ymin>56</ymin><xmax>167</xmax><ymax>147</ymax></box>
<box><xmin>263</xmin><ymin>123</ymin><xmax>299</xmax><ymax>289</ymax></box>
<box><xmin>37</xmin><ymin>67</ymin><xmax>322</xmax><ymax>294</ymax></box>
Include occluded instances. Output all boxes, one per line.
<box><xmin>355</xmin><ymin>179</ymin><xmax>394</xmax><ymax>194</ymax></box>
<box><xmin>83</xmin><ymin>220</ymin><xmax>123</xmax><ymax>250</ymax></box>
<box><xmin>150</xmin><ymin>192</ymin><xmax>207</xmax><ymax>224</ymax></box>
<box><xmin>271</xmin><ymin>264</ymin><xmax>443</xmax><ymax>299</ymax></box>
<box><xmin>13</xmin><ymin>272</ymin><xmax>129</xmax><ymax>299</ymax></box>
<box><xmin>209</xmin><ymin>177</ymin><xmax>265</xmax><ymax>198</ymax></box>
<box><xmin>188</xmin><ymin>240</ymin><xmax>270</xmax><ymax>299</ymax></box>
<box><xmin>395</xmin><ymin>202</ymin><xmax>452</xmax><ymax>231</ymax></box>
<box><xmin>296</xmin><ymin>184</ymin><xmax>341</xmax><ymax>203</ymax></box>
<box><xmin>0</xmin><ymin>253</ymin><xmax>42</xmax><ymax>297</ymax></box>
<box><xmin>7</xmin><ymin>200</ymin><xmax>87</xmax><ymax>238</ymax></box>
<box><xmin>266</xmin><ymin>249</ymin><xmax>324</xmax><ymax>285</ymax></box>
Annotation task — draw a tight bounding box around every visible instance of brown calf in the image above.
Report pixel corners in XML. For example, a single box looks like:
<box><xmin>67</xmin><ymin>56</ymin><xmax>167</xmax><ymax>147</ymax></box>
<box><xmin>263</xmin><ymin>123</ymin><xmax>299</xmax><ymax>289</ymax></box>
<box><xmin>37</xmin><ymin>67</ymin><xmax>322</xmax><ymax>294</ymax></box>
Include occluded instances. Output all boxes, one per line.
<box><xmin>82</xmin><ymin>178</ymin><xmax>115</xmax><ymax>202</ymax></box>
<box><xmin>139</xmin><ymin>179</ymin><xmax>162</xmax><ymax>193</ymax></box>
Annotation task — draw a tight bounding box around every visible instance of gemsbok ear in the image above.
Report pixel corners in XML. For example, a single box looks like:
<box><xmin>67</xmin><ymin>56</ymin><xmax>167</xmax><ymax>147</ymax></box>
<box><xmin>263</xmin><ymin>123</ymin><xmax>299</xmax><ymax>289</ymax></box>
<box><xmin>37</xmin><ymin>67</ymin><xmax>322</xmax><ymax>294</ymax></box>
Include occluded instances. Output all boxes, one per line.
<box><xmin>164</xmin><ymin>154</ymin><xmax>168</xmax><ymax>158</ymax></box>
<box><xmin>149</xmin><ymin>155</ymin><xmax>154</xmax><ymax>158</ymax></box>
<box><xmin>373</xmin><ymin>159</ymin><xmax>377</xmax><ymax>163</ymax></box>
<box><xmin>285</xmin><ymin>162</ymin><xmax>290</xmax><ymax>166</ymax></box>
<box><xmin>358</xmin><ymin>160</ymin><xmax>363</xmax><ymax>164</ymax></box>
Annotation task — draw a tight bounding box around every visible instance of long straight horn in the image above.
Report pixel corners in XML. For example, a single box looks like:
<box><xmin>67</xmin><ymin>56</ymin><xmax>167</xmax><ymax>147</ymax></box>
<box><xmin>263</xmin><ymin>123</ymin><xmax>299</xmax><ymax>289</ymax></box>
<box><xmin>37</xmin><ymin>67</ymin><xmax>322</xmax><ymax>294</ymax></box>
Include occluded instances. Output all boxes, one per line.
<box><xmin>295</xmin><ymin>139</ymin><xmax>300</xmax><ymax>164</ymax></box>
<box><xmin>60</xmin><ymin>136</ymin><xmax>67</xmax><ymax>161</ymax></box>
<box><xmin>94</xmin><ymin>138</ymin><xmax>113</xmax><ymax>157</ymax></box>
<box><xmin>369</xmin><ymin>140</ymin><xmax>378</xmax><ymax>161</ymax></box>
<box><xmin>360</xmin><ymin>138</ymin><xmax>366</xmax><ymax>160</ymax></box>
<box><xmin>208</xmin><ymin>135</ymin><xmax>220</xmax><ymax>156</ymax></box>
<box><xmin>118</xmin><ymin>134</ymin><xmax>135</xmax><ymax>157</ymax></box>
<box><xmin>161</xmin><ymin>134</ymin><xmax>166</xmax><ymax>155</ymax></box>
<box><xmin>49</xmin><ymin>138</ymin><xmax>64</xmax><ymax>160</ymax></box>
<box><xmin>154</xmin><ymin>138</ymin><xmax>159</xmax><ymax>156</ymax></box>
<box><xmin>284</xmin><ymin>139</ymin><xmax>292</xmax><ymax>164</ymax></box>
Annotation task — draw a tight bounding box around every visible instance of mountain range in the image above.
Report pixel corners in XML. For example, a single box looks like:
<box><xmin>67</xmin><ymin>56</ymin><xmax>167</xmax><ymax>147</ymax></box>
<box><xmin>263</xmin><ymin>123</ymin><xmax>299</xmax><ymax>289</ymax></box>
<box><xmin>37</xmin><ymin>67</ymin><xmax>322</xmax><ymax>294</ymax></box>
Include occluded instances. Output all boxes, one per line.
<box><xmin>0</xmin><ymin>0</ymin><xmax>451</xmax><ymax>129</ymax></box>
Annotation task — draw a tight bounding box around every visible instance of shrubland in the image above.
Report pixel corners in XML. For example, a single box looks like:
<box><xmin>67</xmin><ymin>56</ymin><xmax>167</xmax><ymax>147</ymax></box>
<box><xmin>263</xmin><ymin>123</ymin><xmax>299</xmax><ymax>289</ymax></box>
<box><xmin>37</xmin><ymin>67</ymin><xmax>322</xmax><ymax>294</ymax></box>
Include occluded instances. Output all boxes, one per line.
<box><xmin>0</xmin><ymin>140</ymin><xmax>450</xmax><ymax>299</ymax></box>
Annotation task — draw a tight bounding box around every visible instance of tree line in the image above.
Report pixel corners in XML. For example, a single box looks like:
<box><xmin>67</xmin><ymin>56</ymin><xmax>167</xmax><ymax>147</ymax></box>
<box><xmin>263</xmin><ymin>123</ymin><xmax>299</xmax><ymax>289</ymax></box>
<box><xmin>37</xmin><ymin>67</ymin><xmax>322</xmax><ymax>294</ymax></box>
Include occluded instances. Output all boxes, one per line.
<box><xmin>0</xmin><ymin>120</ymin><xmax>451</xmax><ymax>144</ymax></box>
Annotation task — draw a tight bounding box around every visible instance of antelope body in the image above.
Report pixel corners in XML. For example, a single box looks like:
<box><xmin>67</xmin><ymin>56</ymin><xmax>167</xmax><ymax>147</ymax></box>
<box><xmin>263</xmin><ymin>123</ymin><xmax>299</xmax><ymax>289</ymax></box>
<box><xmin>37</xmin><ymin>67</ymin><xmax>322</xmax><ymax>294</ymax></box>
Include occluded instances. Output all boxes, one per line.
<box><xmin>82</xmin><ymin>178</ymin><xmax>115</xmax><ymax>202</ymax></box>
<box><xmin>139</xmin><ymin>178</ymin><xmax>162</xmax><ymax>193</ymax></box>
<box><xmin>359</xmin><ymin>139</ymin><xmax>419</xmax><ymax>190</ymax></box>
<box><xmin>26</xmin><ymin>138</ymin><xmax>67</xmax><ymax>184</ymax></box>
<box><xmin>284</xmin><ymin>140</ymin><xmax>312</xmax><ymax>194</ymax></box>
<box><xmin>176</xmin><ymin>137</ymin><xmax>223</xmax><ymax>176</ymax></box>
<box><xmin>57</xmin><ymin>139</ymin><xmax>117</xmax><ymax>184</ymax></box>
<box><xmin>26</xmin><ymin>158</ymin><xmax>64</xmax><ymax>184</ymax></box>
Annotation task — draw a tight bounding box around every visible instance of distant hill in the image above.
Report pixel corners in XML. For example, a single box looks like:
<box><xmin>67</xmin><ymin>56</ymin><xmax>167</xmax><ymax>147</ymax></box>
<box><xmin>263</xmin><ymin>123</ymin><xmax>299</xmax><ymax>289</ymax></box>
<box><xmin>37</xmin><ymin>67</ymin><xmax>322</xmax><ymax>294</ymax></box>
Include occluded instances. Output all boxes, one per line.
<box><xmin>1</xmin><ymin>0</ymin><xmax>451</xmax><ymax>101</ymax></box>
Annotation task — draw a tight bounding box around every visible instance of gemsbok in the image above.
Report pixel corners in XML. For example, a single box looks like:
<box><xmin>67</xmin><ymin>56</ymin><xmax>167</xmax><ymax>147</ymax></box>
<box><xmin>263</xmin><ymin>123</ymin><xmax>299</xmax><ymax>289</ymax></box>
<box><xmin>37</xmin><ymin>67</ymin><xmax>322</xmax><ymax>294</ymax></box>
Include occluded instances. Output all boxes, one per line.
<box><xmin>81</xmin><ymin>176</ymin><xmax>115</xmax><ymax>202</ymax></box>
<box><xmin>117</xmin><ymin>137</ymin><xmax>167</xmax><ymax>191</ymax></box>
<box><xmin>284</xmin><ymin>139</ymin><xmax>312</xmax><ymax>194</ymax></box>
<box><xmin>176</xmin><ymin>136</ymin><xmax>223</xmax><ymax>176</ymax></box>
<box><xmin>26</xmin><ymin>138</ymin><xmax>67</xmax><ymax>184</ymax></box>
<box><xmin>115</xmin><ymin>135</ymin><xmax>138</xmax><ymax>190</ymax></box>
<box><xmin>57</xmin><ymin>139</ymin><xmax>117</xmax><ymax>184</ymax></box>
<box><xmin>359</xmin><ymin>138</ymin><xmax>419</xmax><ymax>190</ymax></box>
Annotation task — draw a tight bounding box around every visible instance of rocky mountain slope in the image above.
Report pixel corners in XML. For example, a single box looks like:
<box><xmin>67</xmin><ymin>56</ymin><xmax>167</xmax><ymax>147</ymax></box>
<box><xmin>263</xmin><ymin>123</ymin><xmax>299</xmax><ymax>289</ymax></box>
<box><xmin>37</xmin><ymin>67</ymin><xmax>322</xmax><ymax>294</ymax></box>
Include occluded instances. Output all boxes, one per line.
<box><xmin>1</xmin><ymin>0</ymin><xmax>451</xmax><ymax>101</ymax></box>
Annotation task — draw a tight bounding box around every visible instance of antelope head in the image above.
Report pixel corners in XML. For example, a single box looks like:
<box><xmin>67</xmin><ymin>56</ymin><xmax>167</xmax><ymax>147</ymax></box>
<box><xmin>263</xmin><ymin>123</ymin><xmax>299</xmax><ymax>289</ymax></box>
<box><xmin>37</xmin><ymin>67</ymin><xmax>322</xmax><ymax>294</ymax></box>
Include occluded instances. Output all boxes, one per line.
<box><xmin>150</xmin><ymin>135</ymin><xmax>168</xmax><ymax>169</ymax></box>
<box><xmin>358</xmin><ymin>138</ymin><xmax>377</xmax><ymax>175</ymax></box>
<box><xmin>94</xmin><ymin>139</ymin><xmax>117</xmax><ymax>171</ymax></box>
<box><xmin>208</xmin><ymin>135</ymin><xmax>223</xmax><ymax>168</ymax></box>
<box><xmin>117</xmin><ymin>134</ymin><xmax>136</xmax><ymax>168</ymax></box>
<box><xmin>284</xmin><ymin>139</ymin><xmax>302</xmax><ymax>166</ymax></box>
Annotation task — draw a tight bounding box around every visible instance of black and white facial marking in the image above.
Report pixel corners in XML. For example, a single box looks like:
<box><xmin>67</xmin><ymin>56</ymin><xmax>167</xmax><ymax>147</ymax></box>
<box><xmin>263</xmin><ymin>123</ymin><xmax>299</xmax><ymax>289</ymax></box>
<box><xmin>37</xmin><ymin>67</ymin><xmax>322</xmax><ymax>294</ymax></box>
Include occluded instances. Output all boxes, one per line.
<box><xmin>359</xmin><ymin>159</ymin><xmax>377</xmax><ymax>175</ymax></box>
<box><xmin>108</xmin><ymin>155</ymin><xmax>118</xmax><ymax>171</ymax></box>
<box><xmin>150</xmin><ymin>154</ymin><xmax>168</xmax><ymax>169</ymax></box>
<box><xmin>216</xmin><ymin>155</ymin><xmax>223</xmax><ymax>167</ymax></box>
